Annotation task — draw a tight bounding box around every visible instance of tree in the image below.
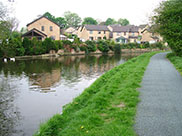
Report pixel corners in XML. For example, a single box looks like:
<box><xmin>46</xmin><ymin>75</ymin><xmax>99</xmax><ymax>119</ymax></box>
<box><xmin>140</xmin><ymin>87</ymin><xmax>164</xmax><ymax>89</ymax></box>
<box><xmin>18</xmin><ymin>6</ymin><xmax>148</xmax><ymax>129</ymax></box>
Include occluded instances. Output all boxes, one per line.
<box><xmin>43</xmin><ymin>12</ymin><xmax>66</xmax><ymax>28</ymax></box>
<box><xmin>118</xmin><ymin>18</ymin><xmax>129</xmax><ymax>26</ymax></box>
<box><xmin>152</xmin><ymin>0</ymin><xmax>182</xmax><ymax>56</ymax></box>
<box><xmin>64</xmin><ymin>11</ymin><xmax>82</xmax><ymax>28</ymax></box>
<box><xmin>56</xmin><ymin>17</ymin><xmax>67</xmax><ymax>28</ymax></box>
<box><xmin>105</xmin><ymin>18</ymin><xmax>117</xmax><ymax>26</ymax></box>
<box><xmin>82</xmin><ymin>17</ymin><xmax>98</xmax><ymax>25</ymax></box>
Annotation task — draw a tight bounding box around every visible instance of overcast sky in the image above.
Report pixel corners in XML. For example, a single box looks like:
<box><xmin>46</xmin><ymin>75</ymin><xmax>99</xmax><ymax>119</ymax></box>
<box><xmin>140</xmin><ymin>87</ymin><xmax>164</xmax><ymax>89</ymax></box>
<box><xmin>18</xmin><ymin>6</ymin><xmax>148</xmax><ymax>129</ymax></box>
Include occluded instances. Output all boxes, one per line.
<box><xmin>2</xmin><ymin>0</ymin><xmax>163</xmax><ymax>30</ymax></box>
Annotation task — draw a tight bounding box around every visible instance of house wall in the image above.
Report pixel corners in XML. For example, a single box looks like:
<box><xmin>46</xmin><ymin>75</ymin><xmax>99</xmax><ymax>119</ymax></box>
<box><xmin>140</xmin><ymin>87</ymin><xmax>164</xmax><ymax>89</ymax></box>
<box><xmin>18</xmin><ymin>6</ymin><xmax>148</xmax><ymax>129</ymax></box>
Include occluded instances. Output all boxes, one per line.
<box><xmin>77</xmin><ymin>27</ymin><xmax>89</xmax><ymax>41</ymax></box>
<box><xmin>27</xmin><ymin>17</ymin><xmax>60</xmax><ymax>40</ymax></box>
<box><xmin>141</xmin><ymin>31</ymin><xmax>154</xmax><ymax>42</ymax></box>
<box><xmin>77</xmin><ymin>27</ymin><xmax>110</xmax><ymax>41</ymax></box>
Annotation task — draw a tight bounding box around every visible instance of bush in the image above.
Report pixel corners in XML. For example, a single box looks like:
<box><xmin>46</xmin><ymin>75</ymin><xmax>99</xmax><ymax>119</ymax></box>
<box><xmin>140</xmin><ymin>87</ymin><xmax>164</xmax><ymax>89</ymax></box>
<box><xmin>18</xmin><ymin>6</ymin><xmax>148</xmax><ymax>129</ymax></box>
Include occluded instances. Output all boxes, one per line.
<box><xmin>42</xmin><ymin>38</ymin><xmax>58</xmax><ymax>53</ymax></box>
<box><xmin>55</xmin><ymin>40</ymin><xmax>63</xmax><ymax>49</ymax></box>
<box><xmin>114</xmin><ymin>44</ymin><xmax>121</xmax><ymax>54</ymax></box>
<box><xmin>85</xmin><ymin>40</ymin><xmax>97</xmax><ymax>53</ymax></box>
<box><xmin>97</xmin><ymin>40</ymin><xmax>110</xmax><ymax>53</ymax></box>
<box><xmin>22</xmin><ymin>37</ymin><xmax>33</xmax><ymax>55</ymax></box>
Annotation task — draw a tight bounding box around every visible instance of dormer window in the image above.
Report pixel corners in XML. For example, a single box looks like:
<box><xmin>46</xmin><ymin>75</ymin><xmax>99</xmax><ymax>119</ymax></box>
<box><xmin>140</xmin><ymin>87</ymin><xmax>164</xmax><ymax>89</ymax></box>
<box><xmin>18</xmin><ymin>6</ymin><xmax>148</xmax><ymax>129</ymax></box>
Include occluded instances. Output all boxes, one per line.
<box><xmin>41</xmin><ymin>26</ymin><xmax>44</xmax><ymax>31</ymax></box>
<box><xmin>50</xmin><ymin>26</ymin><xmax>53</xmax><ymax>31</ymax></box>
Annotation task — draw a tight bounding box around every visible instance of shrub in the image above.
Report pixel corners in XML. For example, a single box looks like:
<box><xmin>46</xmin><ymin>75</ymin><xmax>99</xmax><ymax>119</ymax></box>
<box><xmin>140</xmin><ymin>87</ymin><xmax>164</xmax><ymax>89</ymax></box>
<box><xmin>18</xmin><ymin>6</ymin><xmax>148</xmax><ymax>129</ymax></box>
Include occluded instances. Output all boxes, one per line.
<box><xmin>55</xmin><ymin>40</ymin><xmax>63</xmax><ymax>49</ymax></box>
<box><xmin>42</xmin><ymin>38</ymin><xmax>58</xmax><ymax>53</ymax></box>
<box><xmin>97</xmin><ymin>40</ymin><xmax>110</xmax><ymax>53</ymax></box>
<box><xmin>22</xmin><ymin>37</ymin><xmax>33</xmax><ymax>55</ymax></box>
<box><xmin>114</xmin><ymin>44</ymin><xmax>121</xmax><ymax>54</ymax></box>
<box><xmin>85</xmin><ymin>40</ymin><xmax>97</xmax><ymax>53</ymax></box>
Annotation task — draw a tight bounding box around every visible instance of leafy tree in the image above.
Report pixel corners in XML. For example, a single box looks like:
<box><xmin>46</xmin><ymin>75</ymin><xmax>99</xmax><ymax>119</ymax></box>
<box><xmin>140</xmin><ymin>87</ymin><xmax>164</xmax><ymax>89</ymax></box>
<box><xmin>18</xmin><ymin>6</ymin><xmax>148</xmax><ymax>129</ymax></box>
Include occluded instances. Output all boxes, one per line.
<box><xmin>43</xmin><ymin>12</ymin><xmax>66</xmax><ymax>28</ymax></box>
<box><xmin>152</xmin><ymin>0</ymin><xmax>182</xmax><ymax>56</ymax></box>
<box><xmin>64</xmin><ymin>11</ymin><xmax>82</xmax><ymax>28</ymax></box>
<box><xmin>55</xmin><ymin>17</ymin><xmax>67</xmax><ymax>28</ymax></box>
<box><xmin>118</xmin><ymin>18</ymin><xmax>129</xmax><ymax>26</ymax></box>
<box><xmin>82</xmin><ymin>17</ymin><xmax>98</xmax><ymax>25</ymax></box>
<box><xmin>105</xmin><ymin>18</ymin><xmax>117</xmax><ymax>26</ymax></box>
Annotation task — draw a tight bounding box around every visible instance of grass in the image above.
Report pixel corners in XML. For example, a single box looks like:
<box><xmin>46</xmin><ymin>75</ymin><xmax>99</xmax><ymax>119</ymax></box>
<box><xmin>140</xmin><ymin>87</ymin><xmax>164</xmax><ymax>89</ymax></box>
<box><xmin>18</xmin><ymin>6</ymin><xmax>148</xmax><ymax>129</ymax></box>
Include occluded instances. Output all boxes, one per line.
<box><xmin>34</xmin><ymin>52</ymin><xmax>158</xmax><ymax>136</ymax></box>
<box><xmin>167</xmin><ymin>53</ymin><xmax>182</xmax><ymax>75</ymax></box>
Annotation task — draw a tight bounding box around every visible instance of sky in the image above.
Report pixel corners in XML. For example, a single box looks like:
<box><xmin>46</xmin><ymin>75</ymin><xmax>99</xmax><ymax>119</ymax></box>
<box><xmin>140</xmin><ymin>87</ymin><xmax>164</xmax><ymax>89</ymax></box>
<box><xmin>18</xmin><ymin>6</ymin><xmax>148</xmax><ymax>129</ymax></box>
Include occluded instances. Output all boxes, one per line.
<box><xmin>2</xmin><ymin>0</ymin><xmax>163</xmax><ymax>30</ymax></box>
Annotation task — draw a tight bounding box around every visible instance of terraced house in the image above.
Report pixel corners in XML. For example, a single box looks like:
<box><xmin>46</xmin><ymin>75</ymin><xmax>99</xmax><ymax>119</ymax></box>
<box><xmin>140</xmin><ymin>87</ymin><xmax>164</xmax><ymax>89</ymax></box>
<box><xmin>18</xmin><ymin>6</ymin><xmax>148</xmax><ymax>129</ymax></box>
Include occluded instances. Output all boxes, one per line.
<box><xmin>22</xmin><ymin>16</ymin><xmax>61</xmax><ymax>40</ymax></box>
<box><xmin>77</xmin><ymin>25</ymin><xmax>110</xmax><ymax>41</ymax></box>
<box><xmin>108</xmin><ymin>25</ymin><xmax>140</xmax><ymax>43</ymax></box>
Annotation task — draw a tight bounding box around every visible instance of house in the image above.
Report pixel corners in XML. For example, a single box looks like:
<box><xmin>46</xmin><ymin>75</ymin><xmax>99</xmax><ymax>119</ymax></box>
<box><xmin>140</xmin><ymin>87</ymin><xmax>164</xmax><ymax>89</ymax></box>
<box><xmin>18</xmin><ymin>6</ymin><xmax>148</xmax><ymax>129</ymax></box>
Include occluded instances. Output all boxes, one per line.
<box><xmin>108</xmin><ymin>25</ymin><xmax>140</xmax><ymax>43</ymax></box>
<box><xmin>22</xmin><ymin>16</ymin><xmax>61</xmax><ymax>40</ymax></box>
<box><xmin>77</xmin><ymin>25</ymin><xmax>110</xmax><ymax>41</ymax></box>
<box><xmin>140</xmin><ymin>26</ymin><xmax>162</xmax><ymax>44</ymax></box>
<box><xmin>64</xmin><ymin>27</ymin><xmax>78</xmax><ymax>35</ymax></box>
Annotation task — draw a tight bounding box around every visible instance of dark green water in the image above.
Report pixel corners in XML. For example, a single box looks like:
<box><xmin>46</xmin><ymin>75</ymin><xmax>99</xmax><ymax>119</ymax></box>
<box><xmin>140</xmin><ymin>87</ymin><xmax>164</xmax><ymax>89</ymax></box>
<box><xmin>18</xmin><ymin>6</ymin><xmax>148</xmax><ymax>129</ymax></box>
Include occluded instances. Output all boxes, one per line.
<box><xmin>0</xmin><ymin>53</ymin><xmax>141</xmax><ymax>136</ymax></box>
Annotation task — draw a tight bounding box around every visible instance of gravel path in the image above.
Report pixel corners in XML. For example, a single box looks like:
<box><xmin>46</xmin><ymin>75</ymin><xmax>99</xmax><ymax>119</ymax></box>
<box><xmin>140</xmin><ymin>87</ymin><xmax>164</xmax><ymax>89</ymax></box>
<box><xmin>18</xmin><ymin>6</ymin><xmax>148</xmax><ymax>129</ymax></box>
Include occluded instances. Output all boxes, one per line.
<box><xmin>135</xmin><ymin>52</ymin><xmax>182</xmax><ymax>136</ymax></box>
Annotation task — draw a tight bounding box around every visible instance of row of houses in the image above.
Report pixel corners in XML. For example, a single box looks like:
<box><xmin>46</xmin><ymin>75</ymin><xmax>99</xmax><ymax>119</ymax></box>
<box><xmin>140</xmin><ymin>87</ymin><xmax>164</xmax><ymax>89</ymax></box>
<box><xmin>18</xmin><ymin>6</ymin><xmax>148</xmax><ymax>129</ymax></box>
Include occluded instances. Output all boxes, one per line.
<box><xmin>22</xmin><ymin>16</ymin><xmax>162</xmax><ymax>44</ymax></box>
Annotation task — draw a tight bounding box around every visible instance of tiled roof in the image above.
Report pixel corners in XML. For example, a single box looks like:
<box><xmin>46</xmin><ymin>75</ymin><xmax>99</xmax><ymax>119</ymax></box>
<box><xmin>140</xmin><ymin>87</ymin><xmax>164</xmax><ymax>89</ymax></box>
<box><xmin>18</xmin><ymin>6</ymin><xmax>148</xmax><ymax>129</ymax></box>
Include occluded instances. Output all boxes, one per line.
<box><xmin>85</xmin><ymin>25</ymin><xmax>110</xmax><ymax>31</ymax></box>
<box><xmin>110</xmin><ymin>25</ymin><xmax>139</xmax><ymax>32</ymax></box>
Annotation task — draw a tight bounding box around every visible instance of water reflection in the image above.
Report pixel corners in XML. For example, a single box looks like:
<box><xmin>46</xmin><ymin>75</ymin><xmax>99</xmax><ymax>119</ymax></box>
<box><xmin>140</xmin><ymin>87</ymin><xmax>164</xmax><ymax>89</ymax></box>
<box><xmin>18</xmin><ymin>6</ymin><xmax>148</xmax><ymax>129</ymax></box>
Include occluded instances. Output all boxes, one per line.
<box><xmin>0</xmin><ymin>53</ymin><xmax>142</xmax><ymax>136</ymax></box>
<box><xmin>0</xmin><ymin>77</ymin><xmax>21</xmax><ymax>136</ymax></box>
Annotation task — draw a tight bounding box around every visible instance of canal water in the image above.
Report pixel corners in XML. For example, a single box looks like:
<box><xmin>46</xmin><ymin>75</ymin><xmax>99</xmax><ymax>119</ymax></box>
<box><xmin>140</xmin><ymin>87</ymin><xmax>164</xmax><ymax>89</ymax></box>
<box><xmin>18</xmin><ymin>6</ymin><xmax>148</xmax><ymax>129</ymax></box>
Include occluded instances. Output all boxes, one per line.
<box><xmin>0</xmin><ymin>53</ymin><xmax>141</xmax><ymax>136</ymax></box>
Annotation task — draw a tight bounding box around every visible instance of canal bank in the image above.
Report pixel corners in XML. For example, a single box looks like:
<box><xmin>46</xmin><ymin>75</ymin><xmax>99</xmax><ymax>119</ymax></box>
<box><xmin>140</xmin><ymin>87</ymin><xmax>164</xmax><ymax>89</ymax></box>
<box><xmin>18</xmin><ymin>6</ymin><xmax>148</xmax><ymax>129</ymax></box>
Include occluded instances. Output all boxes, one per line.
<box><xmin>34</xmin><ymin>52</ymin><xmax>159</xmax><ymax>136</ymax></box>
<box><xmin>14</xmin><ymin>48</ymin><xmax>161</xmax><ymax>60</ymax></box>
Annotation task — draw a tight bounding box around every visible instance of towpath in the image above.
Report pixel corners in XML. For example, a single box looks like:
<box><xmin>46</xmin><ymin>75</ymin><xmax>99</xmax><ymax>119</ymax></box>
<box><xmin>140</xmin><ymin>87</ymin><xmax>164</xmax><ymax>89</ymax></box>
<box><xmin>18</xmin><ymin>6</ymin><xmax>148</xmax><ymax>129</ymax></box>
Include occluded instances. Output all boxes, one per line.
<box><xmin>135</xmin><ymin>52</ymin><xmax>182</xmax><ymax>136</ymax></box>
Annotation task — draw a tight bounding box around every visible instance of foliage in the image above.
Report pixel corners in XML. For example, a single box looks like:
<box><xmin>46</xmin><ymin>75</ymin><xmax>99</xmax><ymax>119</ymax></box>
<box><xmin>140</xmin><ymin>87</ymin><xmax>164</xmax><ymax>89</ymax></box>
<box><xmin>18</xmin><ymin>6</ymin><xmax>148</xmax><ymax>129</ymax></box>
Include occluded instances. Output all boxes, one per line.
<box><xmin>152</xmin><ymin>0</ymin><xmax>182</xmax><ymax>56</ymax></box>
<box><xmin>85</xmin><ymin>40</ymin><xmax>97</xmax><ymax>53</ymax></box>
<box><xmin>167</xmin><ymin>53</ymin><xmax>182</xmax><ymax>75</ymax></box>
<box><xmin>43</xmin><ymin>12</ymin><xmax>67</xmax><ymax>28</ymax></box>
<box><xmin>22</xmin><ymin>37</ymin><xmax>33</xmax><ymax>55</ymax></box>
<box><xmin>97</xmin><ymin>40</ymin><xmax>110</xmax><ymax>53</ymax></box>
<box><xmin>54</xmin><ymin>40</ymin><xmax>63</xmax><ymax>49</ymax></box>
<box><xmin>105</xmin><ymin>18</ymin><xmax>117</xmax><ymax>26</ymax></box>
<box><xmin>42</xmin><ymin>38</ymin><xmax>58</xmax><ymax>53</ymax></box>
<box><xmin>34</xmin><ymin>52</ymin><xmax>158</xmax><ymax>136</ymax></box>
<box><xmin>118</xmin><ymin>18</ymin><xmax>130</xmax><ymax>26</ymax></box>
<box><xmin>64</xmin><ymin>11</ymin><xmax>82</xmax><ymax>28</ymax></box>
<box><xmin>82</xmin><ymin>17</ymin><xmax>98</xmax><ymax>25</ymax></box>
<box><xmin>114</xmin><ymin>44</ymin><xmax>121</xmax><ymax>54</ymax></box>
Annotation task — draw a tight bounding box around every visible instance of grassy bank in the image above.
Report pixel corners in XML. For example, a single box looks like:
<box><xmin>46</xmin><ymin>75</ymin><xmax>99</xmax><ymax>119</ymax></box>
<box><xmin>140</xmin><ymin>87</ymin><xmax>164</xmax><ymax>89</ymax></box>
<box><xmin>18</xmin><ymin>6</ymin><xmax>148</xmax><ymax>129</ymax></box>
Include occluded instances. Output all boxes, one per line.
<box><xmin>167</xmin><ymin>53</ymin><xmax>182</xmax><ymax>75</ymax></box>
<box><xmin>34</xmin><ymin>52</ymin><xmax>158</xmax><ymax>136</ymax></box>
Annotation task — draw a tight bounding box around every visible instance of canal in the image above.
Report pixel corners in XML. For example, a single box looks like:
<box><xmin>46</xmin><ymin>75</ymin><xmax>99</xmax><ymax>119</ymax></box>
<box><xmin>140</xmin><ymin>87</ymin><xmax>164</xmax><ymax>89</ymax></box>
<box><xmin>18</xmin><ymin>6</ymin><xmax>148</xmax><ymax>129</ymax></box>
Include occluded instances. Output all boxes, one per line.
<box><xmin>0</xmin><ymin>53</ymin><xmax>141</xmax><ymax>136</ymax></box>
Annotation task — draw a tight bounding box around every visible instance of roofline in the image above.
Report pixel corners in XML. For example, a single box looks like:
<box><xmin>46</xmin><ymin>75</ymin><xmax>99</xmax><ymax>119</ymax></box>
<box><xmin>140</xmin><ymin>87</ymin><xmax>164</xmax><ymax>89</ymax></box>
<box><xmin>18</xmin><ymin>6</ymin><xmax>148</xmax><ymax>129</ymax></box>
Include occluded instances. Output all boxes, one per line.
<box><xmin>26</xmin><ymin>16</ymin><xmax>60</xmax><ymax>27</ymax></box>
<box><xmin>22</xmin><ymin>28</ymin><xmax>47</xmax><ymax>37</ymax></box>
<box><xmin>84</xmin><ymin>25</ymin><xmax>110</xmax><ymax>31</ymax></box>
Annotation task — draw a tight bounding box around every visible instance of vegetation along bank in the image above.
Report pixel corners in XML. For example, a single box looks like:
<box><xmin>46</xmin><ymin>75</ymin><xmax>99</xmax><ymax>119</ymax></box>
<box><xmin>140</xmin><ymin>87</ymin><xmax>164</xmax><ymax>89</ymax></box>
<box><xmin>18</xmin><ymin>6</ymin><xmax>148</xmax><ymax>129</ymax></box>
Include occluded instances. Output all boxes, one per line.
<box><xmin>34</xmin><ymin>51</ymin><xmax>159</xmax><ymax>136</ymax></box>
<box><xmin>167</xmin><ymin>53</ymin><xmax>182</xmax><ymax>75</ymax></box>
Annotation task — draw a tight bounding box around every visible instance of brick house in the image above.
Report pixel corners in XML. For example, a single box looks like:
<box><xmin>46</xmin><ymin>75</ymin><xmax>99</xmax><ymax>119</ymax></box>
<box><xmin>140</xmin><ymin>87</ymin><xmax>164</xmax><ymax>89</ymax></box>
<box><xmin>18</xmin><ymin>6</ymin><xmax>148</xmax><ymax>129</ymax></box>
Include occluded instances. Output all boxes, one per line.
<box><xmin>77</xmin><ymin>25</ymin><xmax>110</xmax><ymax>41</ymax></box>
<box><xmin>22</xmin><ymin>16</ymin><xmax>61</xmax><ymax>40</ymax></box>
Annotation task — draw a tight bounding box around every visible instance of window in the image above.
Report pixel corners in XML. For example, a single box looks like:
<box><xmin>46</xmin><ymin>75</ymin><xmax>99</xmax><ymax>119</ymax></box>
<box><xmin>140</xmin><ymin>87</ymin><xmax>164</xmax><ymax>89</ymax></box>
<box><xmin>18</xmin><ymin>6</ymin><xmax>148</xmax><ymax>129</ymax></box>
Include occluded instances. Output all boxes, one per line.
<box><xmin>90</xmin><ymin>31</ymin><xmax>93</xmax><ymax>34</ymax></box>
<box><xmin>98</xmin><ymin>31</ymin><xmax>101</xmax><ymax>34</ymax></box>
<box><xmin>89</xmin><ymin>37</ymin><xmax>94</xmax><ymax>40</ymax></box>
<box><xmin>50</xmin><ymin>26</ymin><xmax>53</xmax><ymax>31</ymax></box>
<box><xmin>104</xmin><ymin>31</ymin><xmax>106</xmax><ymax>34</ymax></box>
<box><xmin>41</xmin><ymin>26</ymin><xmax>44</xmax><ymax>31</ymax></box>
<box><xmin>132</xmin><ymin>32</ymin><xmax>135</xmax><ymax>36</ymax></box>
<box><xmin>117</xmin><ymin>32</ymin><xmax>120</xmax><ymax>36</ymax></box>
<box><xmin>124</xmin><ymin>32</ymin><xmax>126</xmax><ymax>36</ymax></box>
<box><xmin>98</xmin><ymin>37</ymin><xmax>102</xmax><ymax>40</ymax></box>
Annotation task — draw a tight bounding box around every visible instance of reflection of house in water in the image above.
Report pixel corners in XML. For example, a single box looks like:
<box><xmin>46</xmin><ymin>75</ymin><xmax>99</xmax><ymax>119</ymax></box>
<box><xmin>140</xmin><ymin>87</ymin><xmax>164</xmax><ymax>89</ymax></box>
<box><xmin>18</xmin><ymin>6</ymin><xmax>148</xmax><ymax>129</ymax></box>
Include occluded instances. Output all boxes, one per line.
<box><xmin>29</xmin><ymin>69</ymin><xmax>61</xmax><ymax>92</ymax></box>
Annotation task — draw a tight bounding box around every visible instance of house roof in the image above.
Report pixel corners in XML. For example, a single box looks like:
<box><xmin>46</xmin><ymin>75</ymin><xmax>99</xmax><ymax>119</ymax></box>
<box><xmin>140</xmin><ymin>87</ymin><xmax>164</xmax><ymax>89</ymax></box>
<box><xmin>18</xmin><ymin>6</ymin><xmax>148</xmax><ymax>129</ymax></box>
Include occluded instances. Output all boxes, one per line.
<box><xmin>110</xmin><ymin>25</ymin><xmax>139</xmax><ymax>32</ymax></box>
<box><xmin>27</xmin><ymin>16</ymin><xmax>60</xmax><ymax>27</ymax></box>
<box><xmin>85</xmin><ymin>25</ymin><xmax>110</xmax><ymax>31</ymax></box>
<box><xmin>22</xmin><ymin>28</ymin><xmax>47</xmax><ymax>37</ymax></box>
<box><xmin>139</xmin><ymin>24</ymin><xmax>147</xmax><ymax>29</ymax></box>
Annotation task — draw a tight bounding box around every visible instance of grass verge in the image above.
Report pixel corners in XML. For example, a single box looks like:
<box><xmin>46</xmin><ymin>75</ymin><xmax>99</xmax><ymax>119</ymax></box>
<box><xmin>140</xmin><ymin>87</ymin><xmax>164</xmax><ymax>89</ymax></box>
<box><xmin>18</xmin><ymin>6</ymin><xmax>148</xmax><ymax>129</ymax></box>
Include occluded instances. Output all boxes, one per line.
<box><xmin>34</xmin><ymin>52</ymin><xmax>158</xmax><ymax>136</ymax></box>
<box><xmin>167</xmin><ymin>53</ymin><xmax>182</xmax><ymax>75</ymax></box>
